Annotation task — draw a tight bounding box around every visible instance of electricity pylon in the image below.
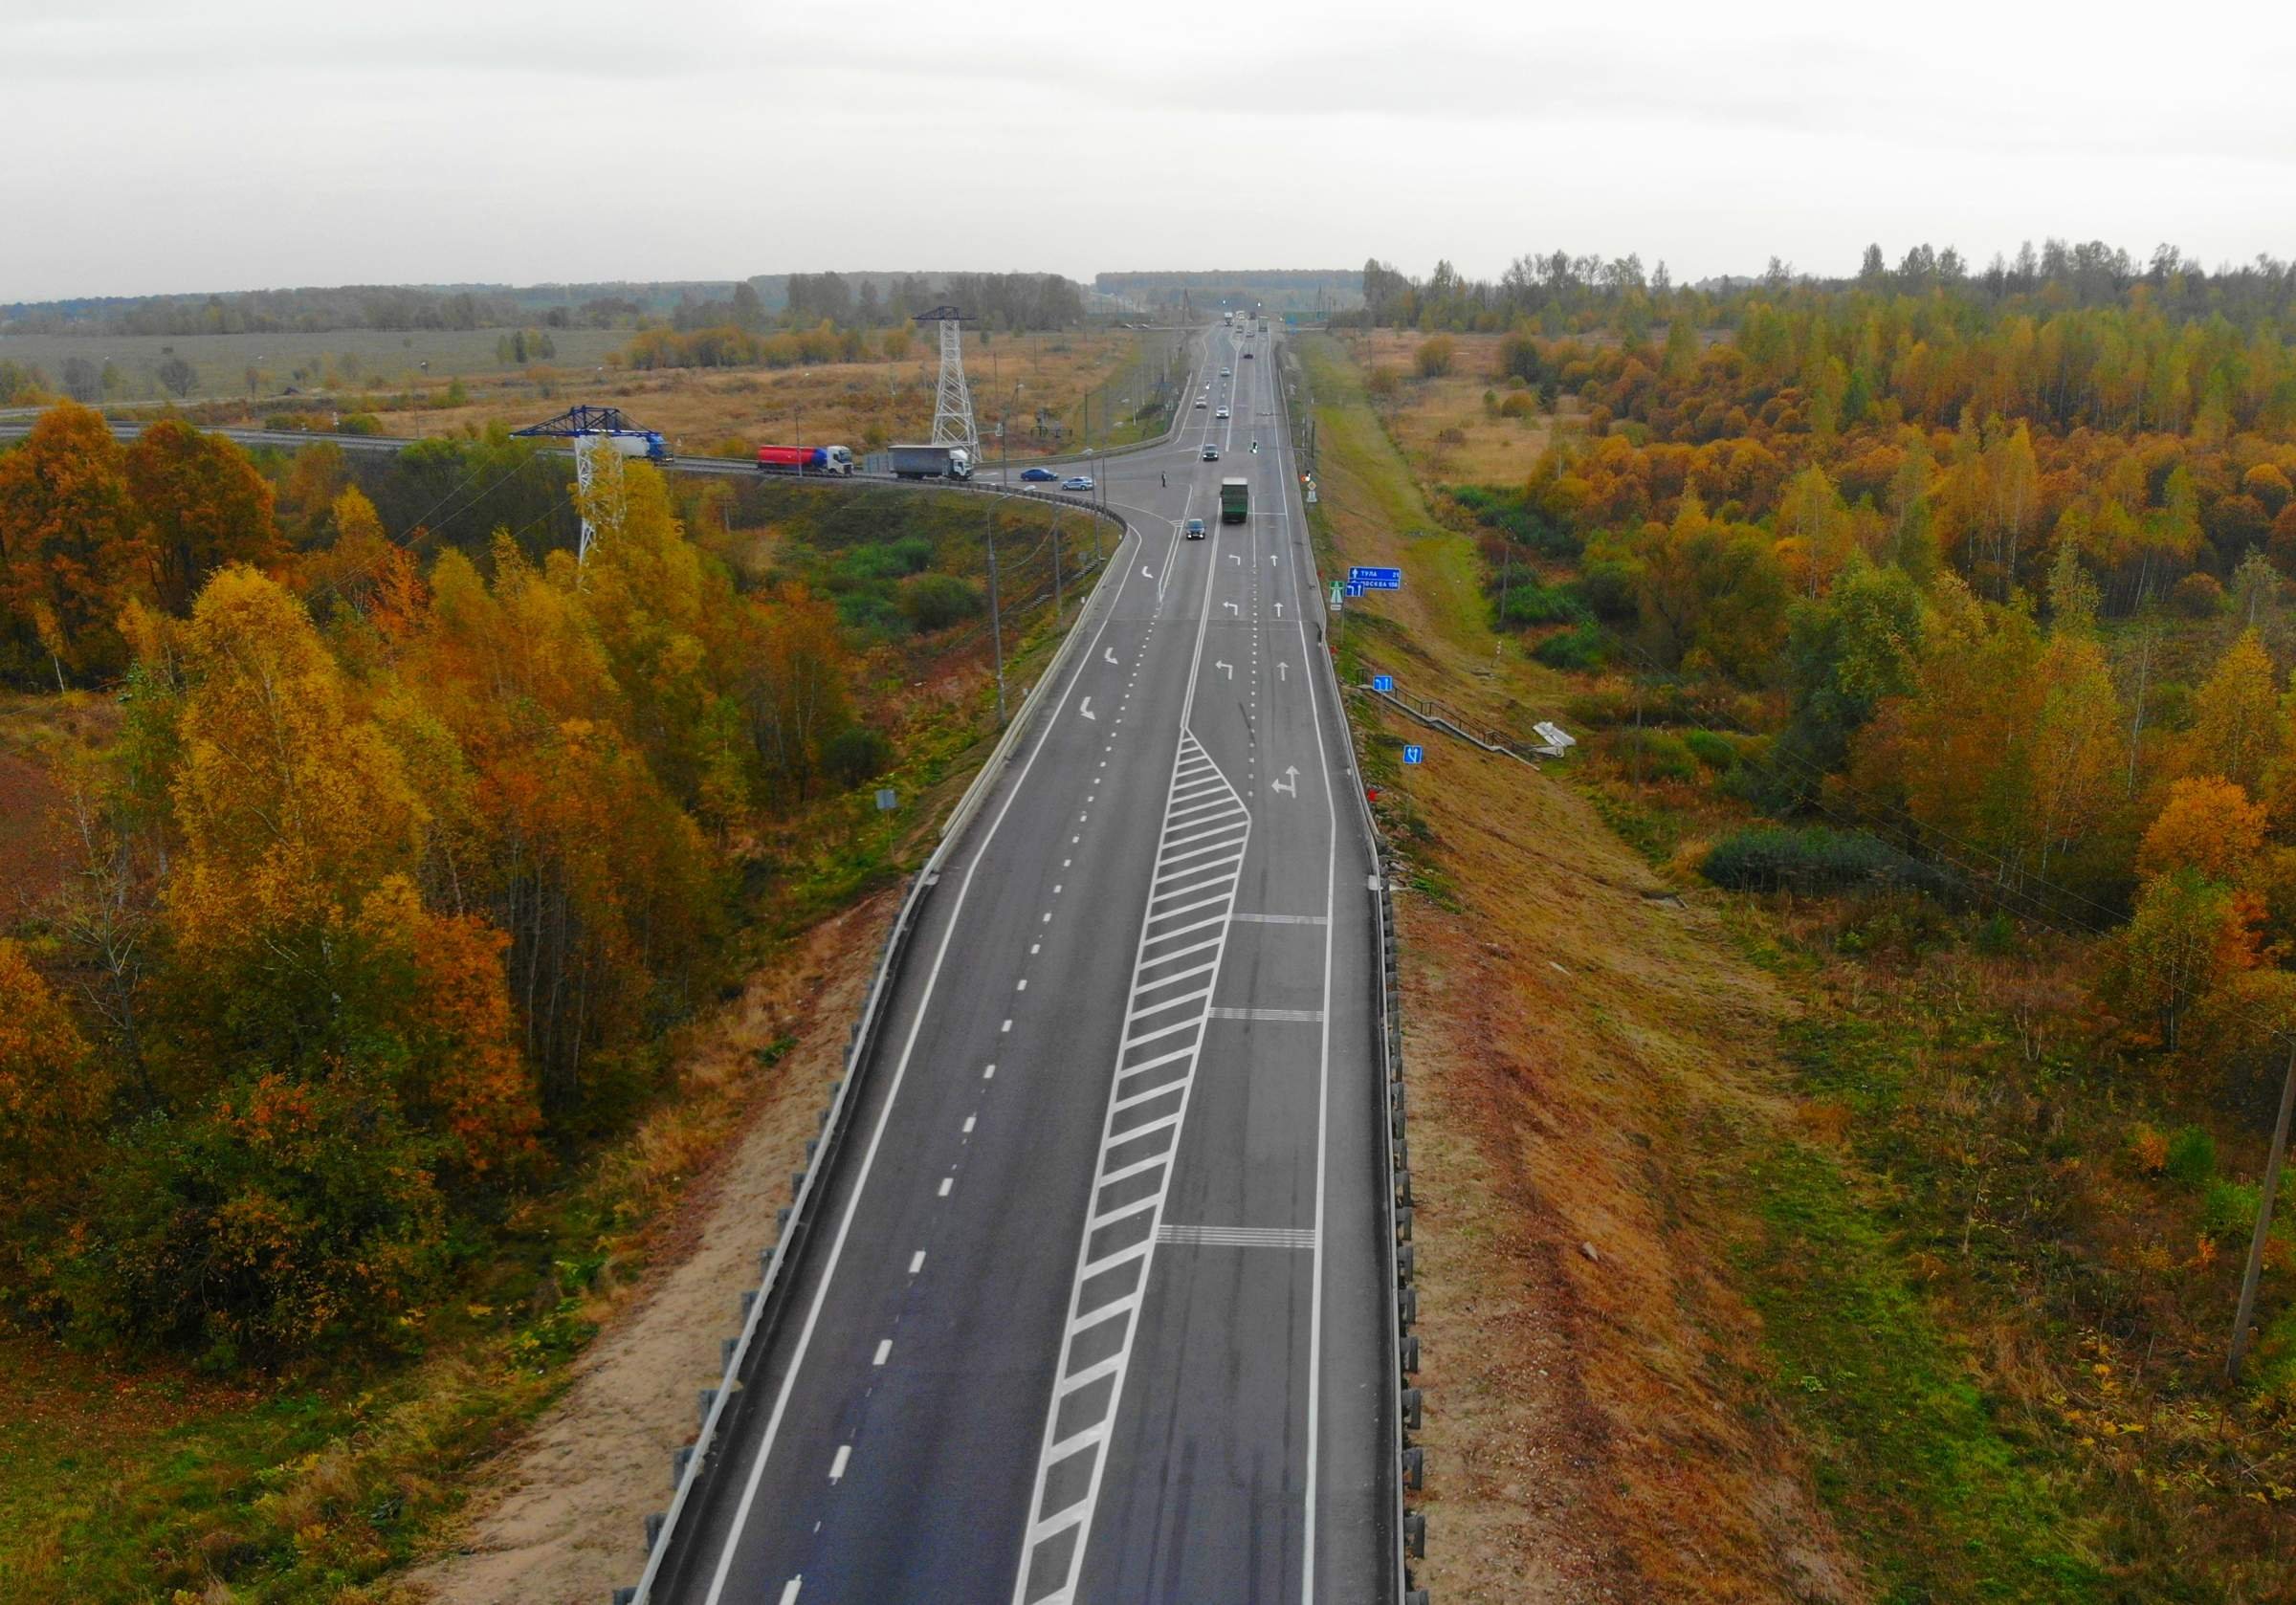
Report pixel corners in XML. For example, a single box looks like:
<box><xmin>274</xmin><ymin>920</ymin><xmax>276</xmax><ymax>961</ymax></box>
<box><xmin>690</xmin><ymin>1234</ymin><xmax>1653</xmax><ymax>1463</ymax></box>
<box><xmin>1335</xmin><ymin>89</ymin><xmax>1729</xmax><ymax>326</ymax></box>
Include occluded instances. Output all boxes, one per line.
<box><xmin>917</xmin><ymin>304</ymin><xmax>980</xmax><ymax>462</ymax></box>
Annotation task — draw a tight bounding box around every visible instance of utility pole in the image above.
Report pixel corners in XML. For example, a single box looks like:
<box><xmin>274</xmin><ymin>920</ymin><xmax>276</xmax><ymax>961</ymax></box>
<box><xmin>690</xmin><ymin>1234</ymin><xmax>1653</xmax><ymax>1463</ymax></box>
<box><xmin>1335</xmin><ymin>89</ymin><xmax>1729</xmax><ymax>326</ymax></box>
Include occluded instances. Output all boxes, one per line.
<box><xmin>983</xmin><ymin>500</ymin><xmax>1007</xmax><ymax>727</ymax></box>
<box><xmin>1496</xmin><ymin>541</ymin><xmax>1512</xmax><ymax>667</ymax></box>
<box><xmin>2229</xmin><ymin>1039</ymin><xmax>2296</xmax><ymax>1382</ymax></box>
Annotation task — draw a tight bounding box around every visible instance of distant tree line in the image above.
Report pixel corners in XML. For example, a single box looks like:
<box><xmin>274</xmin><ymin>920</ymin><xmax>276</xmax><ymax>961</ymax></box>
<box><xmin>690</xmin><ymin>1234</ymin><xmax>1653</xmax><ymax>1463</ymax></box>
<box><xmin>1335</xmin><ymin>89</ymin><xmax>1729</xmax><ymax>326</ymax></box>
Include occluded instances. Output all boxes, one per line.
<box><xmin>1347</xmin><ymin>241</ymin><xmax>2296</xmax><ymax>337</ymax></box>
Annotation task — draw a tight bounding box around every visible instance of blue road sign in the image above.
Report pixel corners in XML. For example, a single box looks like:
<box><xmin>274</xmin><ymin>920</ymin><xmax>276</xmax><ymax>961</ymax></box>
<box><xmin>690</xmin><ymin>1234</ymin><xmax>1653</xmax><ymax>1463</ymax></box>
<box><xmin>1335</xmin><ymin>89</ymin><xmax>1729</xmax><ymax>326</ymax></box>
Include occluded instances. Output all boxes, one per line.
<box><xmin>1402</xmin><ymin>745</ymin><xmax>1425</xmax><ymax>765</ymax></box>
<box><xmin>1373</xmin><ymin>674</ymin><xmax>1395</xmax><ymax>693</ymax></box>
<box><xmin>1344</xmin><ymin>582</ymin><xmax>1365</xmax><ymax>598</ymax></box>
<box><xmin>1348</xmin><ymin>565</ymin><xmax>1402</xmax><ymax>590</ymax></box>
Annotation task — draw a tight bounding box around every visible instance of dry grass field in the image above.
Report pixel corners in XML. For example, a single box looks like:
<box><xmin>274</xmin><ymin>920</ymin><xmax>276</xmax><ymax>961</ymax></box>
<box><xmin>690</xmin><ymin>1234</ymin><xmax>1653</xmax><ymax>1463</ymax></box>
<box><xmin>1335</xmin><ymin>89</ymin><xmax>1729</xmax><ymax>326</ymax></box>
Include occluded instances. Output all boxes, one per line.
<box><xmin>1326</xmin><ymin>328</ymin><xmax>1556</xmax><ymax>487</ymax></box>
<box><xmin>367</xmin><ymin>327</ymin><xmax>1183</xmax><ymax>460</ymax></box>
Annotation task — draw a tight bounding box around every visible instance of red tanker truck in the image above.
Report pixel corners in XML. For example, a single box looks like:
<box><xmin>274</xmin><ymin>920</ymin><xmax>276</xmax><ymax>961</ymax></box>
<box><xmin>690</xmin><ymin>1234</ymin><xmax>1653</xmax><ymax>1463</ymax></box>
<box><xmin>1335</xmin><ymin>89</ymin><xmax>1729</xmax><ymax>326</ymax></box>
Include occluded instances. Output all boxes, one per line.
<box><xmin>756</xmin><ymin>444</ymin><xmax>855</xmax><ymax>475</ymax></box>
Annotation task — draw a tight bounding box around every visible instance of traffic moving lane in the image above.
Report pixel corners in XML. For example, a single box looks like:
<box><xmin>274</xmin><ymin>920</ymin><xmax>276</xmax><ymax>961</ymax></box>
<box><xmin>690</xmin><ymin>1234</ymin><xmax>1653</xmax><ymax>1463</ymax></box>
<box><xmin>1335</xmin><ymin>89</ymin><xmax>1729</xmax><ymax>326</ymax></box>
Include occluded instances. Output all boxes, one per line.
<box><xmin>655</xmin><ymin>326</ymin><xmax>1390</xmax><ymax>1605</ymax></box>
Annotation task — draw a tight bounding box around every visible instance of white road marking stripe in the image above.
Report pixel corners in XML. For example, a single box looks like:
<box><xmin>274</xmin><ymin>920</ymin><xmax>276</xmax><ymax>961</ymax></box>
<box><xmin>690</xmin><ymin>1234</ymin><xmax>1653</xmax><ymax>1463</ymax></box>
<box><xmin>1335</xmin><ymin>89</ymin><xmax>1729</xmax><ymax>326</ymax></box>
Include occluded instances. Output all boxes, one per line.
<box><xmin>938</xmin><ymin>1176</ymin><xmax>952</xmax><ymax>1197</ymax></box>
<box><xmin>1113</xmin><ymin>1044</ymin><xmax>1194</xmax><ymax>1079</ymax></box>
<box><xmin>1093</xmin><ymin>1148</ymin><xmax>1166</xmax><ymax>1184</ymax></box>
<box><xmin>873</xmin><ymin>1339</ymin><xmax>892</xmax><ymax>1365</ymax></box>
<box><xmin>1067</xmin><ymin>1294</ymin><xmax>1139</xmax><ymax>1336</ymax></box>
<box><xmin>1139</xmin><ymin>914</ymin><xmax>1228</xmax><ymax>950</ymax></box>
<box><xmin>779</xmin><ymin>1579</ymin><xmax>802</xmax><ymax>1605</ymax></box>
<box><xmin>1124</xmin><ymin>986</ymin><xmax>1213</xmax><ymax>1024</ymax></box>
<box><xmin>1058</xmin><ymin>1352</ymin><xmax>1126</xmax><ymax>1395</ymax></box>
<box><xmin>1109</xmin><ymin>1078</ymin><xmax>1183</xmax><ymax>1115</ymax></box>
<box><xmin>909</xmin><ymin>1251</ymin><xmax>925</xmax><ymax>1274</ymax></box>
<box><xmin>1136</xmin><ymin>934</ymin><xmax>1225</xmax><ymax>971</ymax></box>
<box><xmin>1118</xmin><ymin>1016</ymin><xmax>1201</xmax><ymax>1051</ymax></box>
<box><xmin>1207</xmin><ymin>1006</ymin><xmax>1324</xmax><ymax>1022</ymax></box>
<box><xmin>1155</xmin><ymin>1223</ymin><xmax>1318</xmax><ymax>1248</ymax></box>
<box><xmin>1231</xmin><ymin>912</ymin><xmax>1329</xmax><ymax>925</ymax></box>
<box><xmin>1089</xmin><ymin>1190</ymin><xmax>1170</xmax><ymax>1230</ymax></box>
<box><xmin>828</xmin><ymin>1445</ymin><xmax>850</xmax><ymax>1484</ymax></box>
<box><xmin>1078</xmin><ymin>1238</ymin><xmax>1155</xmax><ymax>1281</ymax></box>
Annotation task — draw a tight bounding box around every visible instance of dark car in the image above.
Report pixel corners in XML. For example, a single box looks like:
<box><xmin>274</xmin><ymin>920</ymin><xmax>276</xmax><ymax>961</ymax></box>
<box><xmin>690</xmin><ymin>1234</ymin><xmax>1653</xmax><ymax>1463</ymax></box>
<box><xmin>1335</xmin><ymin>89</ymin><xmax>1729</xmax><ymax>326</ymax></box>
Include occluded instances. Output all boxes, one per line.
<box><xmin>1201</xmin><ymin>444</ymin><xmax>1220</xmax><ymax>461</ymax></box>
<box><xmin>1184</xmin><ymin>518</ymin><xmax>1207</xmax><ymax>539</ymax></box>
<box><xmin>1019</xmin><ymin>466</ymin><xmax>1058</xmax><ymax>481</ymax></box>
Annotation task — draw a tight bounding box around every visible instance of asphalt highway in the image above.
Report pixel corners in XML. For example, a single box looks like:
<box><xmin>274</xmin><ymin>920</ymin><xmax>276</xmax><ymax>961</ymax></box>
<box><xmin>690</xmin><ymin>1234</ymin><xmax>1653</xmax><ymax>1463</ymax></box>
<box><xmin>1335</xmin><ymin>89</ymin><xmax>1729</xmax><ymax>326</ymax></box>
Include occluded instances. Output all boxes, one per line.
<box><xmin>653</xmin><ymin>325</ymin><xmax>1393</xmax><ymax>1605</ymax></box>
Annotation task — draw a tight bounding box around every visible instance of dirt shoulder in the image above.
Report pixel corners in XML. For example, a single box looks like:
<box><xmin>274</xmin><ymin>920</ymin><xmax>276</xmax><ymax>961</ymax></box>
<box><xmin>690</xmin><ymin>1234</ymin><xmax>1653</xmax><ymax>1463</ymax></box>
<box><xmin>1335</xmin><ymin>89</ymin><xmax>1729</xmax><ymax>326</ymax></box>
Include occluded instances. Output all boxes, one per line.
<box><xmin>398</xmin><ymin>888</ymin><xmax>897</xmax><ymax>1605</ymax></box>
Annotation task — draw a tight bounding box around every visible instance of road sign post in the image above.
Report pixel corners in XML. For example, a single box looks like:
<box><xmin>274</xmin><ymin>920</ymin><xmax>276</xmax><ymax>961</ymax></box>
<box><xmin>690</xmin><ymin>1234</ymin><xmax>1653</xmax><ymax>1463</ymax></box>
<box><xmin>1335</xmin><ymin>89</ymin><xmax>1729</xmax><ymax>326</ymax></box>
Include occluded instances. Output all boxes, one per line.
<box><xmin>1348</xmin><ymin>566</ymin><xmax>1402</xmax><ymax>591</ymax></box>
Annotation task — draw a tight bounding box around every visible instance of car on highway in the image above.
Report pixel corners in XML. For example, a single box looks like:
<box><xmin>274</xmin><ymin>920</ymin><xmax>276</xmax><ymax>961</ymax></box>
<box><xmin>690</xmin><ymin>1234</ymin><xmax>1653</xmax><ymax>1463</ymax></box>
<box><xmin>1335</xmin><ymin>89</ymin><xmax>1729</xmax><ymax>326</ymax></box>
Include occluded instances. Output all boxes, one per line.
<box><xmin>1061</xmin><ymin>475</ymin><xmax>1094</xmax><ymax>492</ymax></box>
<box><xmin>1184</xmin><ymin>517</ymin><xmax>1207</xmax><ymax>539</ymax></box>
<box><xmin>1215</xmin><ymin>407</ymin><xmax>1230</xmax><ymax>419</ymax></box>
<box><xmin>1221</xmin><ymin>367</ymin><xmax>1231</xmax><ymax>377</ymax></box>
<box><xmin>1242</xmin><ymin>349</ymin><xmax>1254</xmax><ymax>359</ymax></box>
<box><xmin>1201</xmin><ymin>444</ymin><xmax>1220</xmax><ymax>460</ymax></box>
<box><xmin>1194</xmin><ymin>398</ymin><xmax>1208</xmax><ymax>408</ymax></box>
<box><xmin>1019</xmin><ymin>465</ymin><xmax>1058</xmax><ymax>481</ymax></box>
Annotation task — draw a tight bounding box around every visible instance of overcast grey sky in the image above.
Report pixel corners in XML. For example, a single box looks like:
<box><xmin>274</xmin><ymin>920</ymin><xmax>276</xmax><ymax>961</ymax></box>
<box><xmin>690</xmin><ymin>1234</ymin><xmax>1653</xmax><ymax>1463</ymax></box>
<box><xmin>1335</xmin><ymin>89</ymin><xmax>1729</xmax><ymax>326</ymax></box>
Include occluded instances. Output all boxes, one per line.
<box><xmin>5</xmin><ymin>0</ymin><xmax>2292</xmax><ymax>301</ymax></box>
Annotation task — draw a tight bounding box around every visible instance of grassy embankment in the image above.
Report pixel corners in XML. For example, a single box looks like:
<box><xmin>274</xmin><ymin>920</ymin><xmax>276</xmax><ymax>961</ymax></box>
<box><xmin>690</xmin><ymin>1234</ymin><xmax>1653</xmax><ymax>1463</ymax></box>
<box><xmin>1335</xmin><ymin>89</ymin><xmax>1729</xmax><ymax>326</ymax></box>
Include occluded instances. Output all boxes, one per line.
<box><xmin>0</xmin><ymin>480</ymin><xmax>1104</xmax><ymax>1603</ymax></box>
<box><xmin>1293</xmin><ymin>331</ymin><xmax>2112</xmax><ymax>1602</ymax></box>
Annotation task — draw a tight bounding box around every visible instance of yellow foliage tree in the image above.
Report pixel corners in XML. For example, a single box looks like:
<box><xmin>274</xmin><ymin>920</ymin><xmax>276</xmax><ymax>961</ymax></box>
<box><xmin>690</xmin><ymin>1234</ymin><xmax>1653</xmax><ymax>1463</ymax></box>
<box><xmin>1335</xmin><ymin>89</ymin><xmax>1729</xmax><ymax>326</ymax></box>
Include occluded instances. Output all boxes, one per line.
<box><xmin>167</xmin><ymin>566</ymin><xmax>425</xmax><ymax>956</ymax></box>
<box><xmin>2138</xmin><ymin>776</ymin><xmax>2268</xmax><ymax>884</ymax></box>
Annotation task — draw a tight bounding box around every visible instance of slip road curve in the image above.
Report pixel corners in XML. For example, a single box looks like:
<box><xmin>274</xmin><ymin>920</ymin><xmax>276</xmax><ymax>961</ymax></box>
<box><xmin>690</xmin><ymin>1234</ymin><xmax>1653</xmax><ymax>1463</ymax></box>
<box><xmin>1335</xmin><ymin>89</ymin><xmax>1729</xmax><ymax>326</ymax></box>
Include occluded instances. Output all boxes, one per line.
<box><xmin>649</xmin><ymin>324</ymin><xmax>1396</xmax><ymax>1604</ymax></box>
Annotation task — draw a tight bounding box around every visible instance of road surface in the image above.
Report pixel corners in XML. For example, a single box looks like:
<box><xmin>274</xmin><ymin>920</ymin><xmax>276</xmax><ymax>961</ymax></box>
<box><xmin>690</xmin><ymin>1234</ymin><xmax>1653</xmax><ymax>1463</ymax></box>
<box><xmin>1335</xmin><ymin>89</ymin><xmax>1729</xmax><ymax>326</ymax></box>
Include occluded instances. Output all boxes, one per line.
<box><xmin>652</xmin><ymin>325</ymin><xmax>1394</xmax><ymax>1605</ymax></box>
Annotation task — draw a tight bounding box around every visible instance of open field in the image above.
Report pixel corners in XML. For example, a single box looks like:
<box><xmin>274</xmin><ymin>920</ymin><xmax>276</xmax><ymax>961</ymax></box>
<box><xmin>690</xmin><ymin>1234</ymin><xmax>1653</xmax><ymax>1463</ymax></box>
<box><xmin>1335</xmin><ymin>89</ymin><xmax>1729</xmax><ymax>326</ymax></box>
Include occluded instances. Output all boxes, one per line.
<box><xmin>0</xmin><ymin>326</ymin><xmax>627</xmax><ymax>402</ymax></box>
<box><xmin>1326</xmin><ymin>328</ymin><xmax>1556</xmax><ymax>488</ymax></box>
<box><xmin>3</xmin><ymin>325</ymin><xmax>1177</xmax><ymax>463</ymax></box>
<box><xmin>365</xmin><ymin>327</ymin><xmax>1175</xmax><ymax>460</ymax></box>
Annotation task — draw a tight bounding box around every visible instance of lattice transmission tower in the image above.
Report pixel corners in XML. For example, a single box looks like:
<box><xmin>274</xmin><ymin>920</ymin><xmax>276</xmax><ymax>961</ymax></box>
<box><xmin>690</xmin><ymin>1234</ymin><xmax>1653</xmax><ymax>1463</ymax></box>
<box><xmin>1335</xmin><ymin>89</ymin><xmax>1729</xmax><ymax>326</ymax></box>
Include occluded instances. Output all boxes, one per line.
<box><xmin>916</xmin><ymin>304</ymin><xmax>980</xmax><ymax>461</ymax></box>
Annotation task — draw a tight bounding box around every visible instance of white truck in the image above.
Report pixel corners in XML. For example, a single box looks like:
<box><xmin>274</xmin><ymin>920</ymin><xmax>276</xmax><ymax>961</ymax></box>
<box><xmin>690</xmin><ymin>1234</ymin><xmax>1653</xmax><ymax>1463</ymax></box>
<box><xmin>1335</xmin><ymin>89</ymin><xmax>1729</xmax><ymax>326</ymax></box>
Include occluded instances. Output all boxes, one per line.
<box><xmin>890</xmin><ymin>443</ymin><xmax>974</xmax><ymax>480</ymax></box>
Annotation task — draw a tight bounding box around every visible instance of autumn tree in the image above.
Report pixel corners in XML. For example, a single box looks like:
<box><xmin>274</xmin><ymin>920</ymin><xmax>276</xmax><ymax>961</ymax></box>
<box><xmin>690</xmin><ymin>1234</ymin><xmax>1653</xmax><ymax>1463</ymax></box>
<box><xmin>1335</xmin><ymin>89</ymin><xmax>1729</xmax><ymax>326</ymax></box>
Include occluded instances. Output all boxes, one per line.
<box><xmin>2137</xmin><ymin>776</ymin><xmax>2267</xmax><ymax>885</ymax></box>
<box><xmin>124</xmin><ymin>418</ymin><xmax>284</xmax><ymax>612</ymax></box>
<box><xmin>2108</xmin><ymin>869</ymin><xmax>2261</xmax><ymax>1047</ymax></box>
<box><xmin>2188</xmin><ymin>628</ymin><xmax>2282</xmax><ymax>792</ymax></box>
<box><xmin>0</xmin><ymin>400</ymin><xmax>150</xmax><ymax>684</ymax></box>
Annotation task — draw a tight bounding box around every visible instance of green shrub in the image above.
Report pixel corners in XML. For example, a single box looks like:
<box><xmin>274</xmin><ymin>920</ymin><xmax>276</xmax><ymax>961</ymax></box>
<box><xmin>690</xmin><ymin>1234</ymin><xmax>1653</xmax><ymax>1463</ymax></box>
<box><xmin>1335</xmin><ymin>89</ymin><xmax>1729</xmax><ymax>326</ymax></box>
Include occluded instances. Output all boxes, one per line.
<box><xmin>843</xmin><ymin>536</ymin><xmax>934</xmax><ymax>582</ymax></box>
<box><xmin>2165</xmin><ymin>1126</ymin><xmax>2218</xmax><ymax>1186</ymax></box>
<box><xmin>899</xmin><ymin>572</ymin><xmax>982</xmax><ymax>631</ymax></box>
<box><xmin>1496</xmin><ymin>579</ymin><xmax>1586</xmax><ymax>628</ymax></box>
<box><xmin>2204</xmin><ymin>1177</ymin><xmax>2261</xmax><ymax>1241</ymax></box>
<box><xmin>1612</xmin><ymin>728</ymin><xmax>1697</xmax><ymax>782</ymax></box>
<box><xmin>1701</xmin><ymin>825</ymin><xmax>1952</xmax><ymax>898</ymax></box>
<box><xmin>823</xmin><ymin>726</ymin><xmax>894</xmax><ymax>788</ymax></box>
<box><xmin>1683</xmin><ymin>729</ymin><xmax>1737</xmax><ymax>770</ymax></box>
<box><xmin>1533</xmin><ymin>622</ymin><xmax>1607</xmax><ymax>670</ymax></box>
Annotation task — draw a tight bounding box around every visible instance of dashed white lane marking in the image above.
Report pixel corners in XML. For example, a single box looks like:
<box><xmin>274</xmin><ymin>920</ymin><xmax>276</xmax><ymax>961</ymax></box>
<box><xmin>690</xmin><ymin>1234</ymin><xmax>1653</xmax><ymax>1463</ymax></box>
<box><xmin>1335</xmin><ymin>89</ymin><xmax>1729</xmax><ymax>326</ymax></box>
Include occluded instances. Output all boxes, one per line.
<box><xmin>983</xmin><ymin>1065</ymin><xmax>996</xmax><ymax>1081</ymax></box>
<box><xmin>779</xmin><ymin>1579</ymin><xmax>803</xmax><ymax>1605</ymax></box>
<box><xmin>1233</xmin><ymin>912</ymin><xmax>1329</xmax><ymax>925</ymax></box>
<box><xmin>873</xmin><ymin>1339</ymin><xmax>892</xmax><ymax>1366</ymax></box>
<box><xmin>938</xmin><ymin>1176</ymin><xmax>953</xmax><ymax>1198</ymax></box>
<box><xmin>963</xmin><ymin>1114</ymin><xmax>977</xmax><ymax>1133</ymax></box>
<box><xmin>1017</xmin><ymin>978</ymin><xmax>1028</xmax><ymax>992</ymax></box>
<box><xmin>1030</xmin><ymin>943</ymin><xmax>1041</xmax><ymax>955</ymax></box>
<box><xmin>828</xmin><ymin>1445</ymin><xmax>850</xmax><ymax>1484</ymax></box>
<box><xmin>1003</xmin><ymin>1020</ymin><xmax>1013</xmax><ymax>1034</ymax></box>
<box><xmin>909</xmin><ymin>1251</ymin><xmax>926</xmax><ymax>1273</ymax></box>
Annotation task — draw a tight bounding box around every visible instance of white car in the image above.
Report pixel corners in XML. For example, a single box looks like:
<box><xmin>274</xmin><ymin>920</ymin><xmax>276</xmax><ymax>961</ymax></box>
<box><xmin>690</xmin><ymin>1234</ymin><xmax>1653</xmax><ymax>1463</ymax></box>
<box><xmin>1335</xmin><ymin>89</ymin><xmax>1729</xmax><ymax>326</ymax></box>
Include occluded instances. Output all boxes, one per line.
<box><xmin>1195</xmin><ymin>398</ymin><xmax>1208</xmax><ymax>408</ymax></box>
<box><xmin>1221</xmin><ymin>367</ymin><xmax>1231</xmax><ymax>377</ymax></box>
<box><xmin>1215</xmin><ymin>407</ymin><xmax>1229</xmax><ymax>419</ymax></box>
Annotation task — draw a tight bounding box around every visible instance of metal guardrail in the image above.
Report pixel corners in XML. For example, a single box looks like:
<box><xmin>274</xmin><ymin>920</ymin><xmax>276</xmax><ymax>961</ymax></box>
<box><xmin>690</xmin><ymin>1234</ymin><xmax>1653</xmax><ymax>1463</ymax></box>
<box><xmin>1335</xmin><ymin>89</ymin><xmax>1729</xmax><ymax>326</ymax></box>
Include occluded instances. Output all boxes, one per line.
<box><xmin>1353</xmin><ymin>673</ymin><xmax>1543</xmax><ymax>769</ymax></box>
<box><xmin>617</xmin><ymin>489</ymin><xmax>1137</xmax><ymax>1605</ymax></box>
